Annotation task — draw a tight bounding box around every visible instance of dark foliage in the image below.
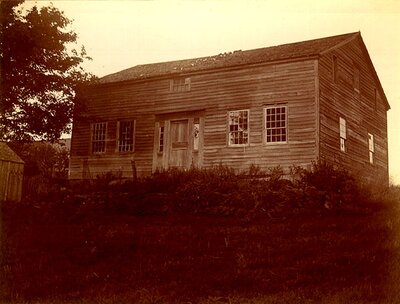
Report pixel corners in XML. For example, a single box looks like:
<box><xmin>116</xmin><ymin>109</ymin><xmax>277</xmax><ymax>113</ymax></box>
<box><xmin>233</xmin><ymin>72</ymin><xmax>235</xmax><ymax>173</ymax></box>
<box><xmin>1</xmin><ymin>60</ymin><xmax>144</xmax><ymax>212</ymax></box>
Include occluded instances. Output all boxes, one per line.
<box><xmin>1</xmin><ymin>163</ymin><xmax>398</xmax><ymax>303</ymax></box>
<box><xmin>0</xmin><ymin>1</ymin><xmax>95</xmax><ymax>141</ymax></box>
<box><xmin>57</xmin><ymin>162</ymin><xmax>369</xmax><ymax>219</ymax></box>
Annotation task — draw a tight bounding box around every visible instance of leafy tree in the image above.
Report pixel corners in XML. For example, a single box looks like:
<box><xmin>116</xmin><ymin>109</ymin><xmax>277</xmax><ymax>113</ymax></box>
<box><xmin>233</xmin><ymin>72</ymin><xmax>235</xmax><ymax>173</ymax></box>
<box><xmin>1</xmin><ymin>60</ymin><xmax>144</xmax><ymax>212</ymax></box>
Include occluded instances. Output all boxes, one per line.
<box><xmin>0</xmin><ymin>0</ymin><xmax>95</xmax><ymax>141</ymax></box>
<box><xmin>11</xmin><ymin>141</ymin><xmax>70</xmax><ymax>179</ymax></box>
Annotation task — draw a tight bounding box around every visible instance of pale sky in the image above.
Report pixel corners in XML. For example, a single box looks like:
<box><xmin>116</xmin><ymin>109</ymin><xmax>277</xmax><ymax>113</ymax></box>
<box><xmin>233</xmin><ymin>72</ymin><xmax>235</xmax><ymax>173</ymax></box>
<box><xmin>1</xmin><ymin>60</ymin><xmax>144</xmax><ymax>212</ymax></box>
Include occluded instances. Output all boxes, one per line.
<box><xmin>23</xmin><ymin>0</ymin><xmax>400</xmax><ymax>184</ymax></box>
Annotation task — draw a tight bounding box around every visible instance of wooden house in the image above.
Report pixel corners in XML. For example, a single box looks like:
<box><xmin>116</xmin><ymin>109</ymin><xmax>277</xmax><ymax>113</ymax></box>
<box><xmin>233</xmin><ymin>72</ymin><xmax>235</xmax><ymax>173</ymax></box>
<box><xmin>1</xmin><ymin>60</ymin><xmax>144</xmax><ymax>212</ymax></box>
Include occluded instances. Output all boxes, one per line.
<box><xmin>0</xmin><ymin>142</ymin><xmax>24</xmax><ymax>201</ymax></box>
<box><xmin>70</xmin><ymin>32</ymin><xmax>389</xmax><ymax>181</ymax></box>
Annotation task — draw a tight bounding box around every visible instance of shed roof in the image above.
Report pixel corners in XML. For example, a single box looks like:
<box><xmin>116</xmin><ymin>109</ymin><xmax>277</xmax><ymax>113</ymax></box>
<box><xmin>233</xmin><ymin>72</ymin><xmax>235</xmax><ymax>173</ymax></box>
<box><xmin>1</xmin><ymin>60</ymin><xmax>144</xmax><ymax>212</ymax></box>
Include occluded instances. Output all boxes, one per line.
<box><xmin>0</xmin><ymin>142</ymin><xmax>24</xmax><ymax>164</ymax></box>
<box><xmin>99</xmin><ymin>32</ymin><xmax>359</xmax><ymax>84</ymax></box>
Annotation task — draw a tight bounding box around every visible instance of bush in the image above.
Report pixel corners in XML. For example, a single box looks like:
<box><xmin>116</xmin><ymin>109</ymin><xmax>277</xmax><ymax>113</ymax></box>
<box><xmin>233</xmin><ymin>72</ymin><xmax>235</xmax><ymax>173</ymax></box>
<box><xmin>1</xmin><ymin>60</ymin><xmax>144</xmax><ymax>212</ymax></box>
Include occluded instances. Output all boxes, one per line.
<box><xmin>30</xmin><ymin>162</ymin><xmax>388</xmax><ymax>219</ymax></box>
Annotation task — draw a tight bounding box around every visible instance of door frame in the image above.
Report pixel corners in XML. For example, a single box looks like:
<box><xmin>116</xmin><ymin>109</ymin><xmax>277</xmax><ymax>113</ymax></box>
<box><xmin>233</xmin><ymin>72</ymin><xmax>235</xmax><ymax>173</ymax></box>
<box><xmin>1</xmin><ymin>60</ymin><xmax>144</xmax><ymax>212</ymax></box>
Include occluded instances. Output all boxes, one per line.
<box><xmin>152</xmin><ymin>110</ymin><xmax>205</xmax><ymax>172</ymax></box>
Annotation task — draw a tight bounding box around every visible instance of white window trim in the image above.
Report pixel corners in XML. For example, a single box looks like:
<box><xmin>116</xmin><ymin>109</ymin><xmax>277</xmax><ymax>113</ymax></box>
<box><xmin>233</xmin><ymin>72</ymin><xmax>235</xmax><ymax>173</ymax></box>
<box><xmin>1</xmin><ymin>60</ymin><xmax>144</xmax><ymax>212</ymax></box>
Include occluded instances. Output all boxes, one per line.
<box><xmin>264</xmin><ymin>105</ymin><xmax>288</xmax><ymax>145</ymax></box>
<box><xmin>339</xmin><ymin>117</ymin><xmax>346</xmax><ymax>152</ymax></box>
<box><xmin>368</xmin><ymin>133</ymin><xmax>374</xmax><ymax>164</ymax></box>
<box><xmin>91</xmin><ymin>122</ymin><xmax>107</xmax><ymax>154</ymax></box>
<box><xmin>227</xmin><ymin>109</ymin><xmax>250</xmax><ymax>147</ymax></box>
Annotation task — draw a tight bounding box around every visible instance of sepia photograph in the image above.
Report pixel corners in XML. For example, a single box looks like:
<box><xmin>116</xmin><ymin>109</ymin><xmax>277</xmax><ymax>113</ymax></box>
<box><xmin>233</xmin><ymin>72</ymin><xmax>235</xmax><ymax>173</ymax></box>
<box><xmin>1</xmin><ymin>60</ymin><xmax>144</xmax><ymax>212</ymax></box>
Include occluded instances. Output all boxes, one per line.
<box><xmin>1</xmin><ymin>0</ymin><xmax>400</xmax><ymax>303</ymax></box>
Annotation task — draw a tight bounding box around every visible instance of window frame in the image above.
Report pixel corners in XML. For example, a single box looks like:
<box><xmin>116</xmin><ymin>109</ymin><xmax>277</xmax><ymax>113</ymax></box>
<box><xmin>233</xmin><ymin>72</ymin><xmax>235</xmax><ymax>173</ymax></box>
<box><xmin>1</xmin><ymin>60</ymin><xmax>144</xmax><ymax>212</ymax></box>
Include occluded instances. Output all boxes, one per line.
<box><xmin>158</xmin><ymin>125</ymin><xmax>165</xmax><ymax>154</ymax></box>
<box><xmin>91</xmin><ymin>122</ymin><xmax>107</xmax><ymax>154</ymax></box>
<box><xmin>368</xmin><ymin>133</ymin><xmax>374</xmax><ymax>164</ymax></box>
<box><xmin>117</xmin><ymin>120</ymin><xmax>135</xmax><ymax>153</ymax></box>
<box><xmin>227</xmin><ymin>109</ymin><xmax>250</xmax><ymax>147</ymax></box>
<box><xmin>193</xmin><ymin>119</ymin><xmax>200</xmax><ymax>152</ymax></box>
<box><xmin>339</xmin><ymin>117</ymin><xmax>347</xmax><ymax>152</ymax></box>
<box><xmin>264</xmin><ymin>105</ymin><xmax>288</xmax><ymax>145</ymax></box>
<box><xmin>170</xmin><ymin>77</ymin><xmax>191</xmax><ymax>92</ymax></box>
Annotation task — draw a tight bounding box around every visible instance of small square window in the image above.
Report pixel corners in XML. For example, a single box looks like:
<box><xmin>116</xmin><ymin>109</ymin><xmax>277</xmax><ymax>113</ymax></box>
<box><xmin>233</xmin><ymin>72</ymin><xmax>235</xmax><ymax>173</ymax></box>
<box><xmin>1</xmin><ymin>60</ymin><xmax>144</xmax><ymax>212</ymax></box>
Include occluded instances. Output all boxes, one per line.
<box><xmin>170</xmin><ymin>77</ymin><xmax>191</xmax><ymax>92</ymax></box>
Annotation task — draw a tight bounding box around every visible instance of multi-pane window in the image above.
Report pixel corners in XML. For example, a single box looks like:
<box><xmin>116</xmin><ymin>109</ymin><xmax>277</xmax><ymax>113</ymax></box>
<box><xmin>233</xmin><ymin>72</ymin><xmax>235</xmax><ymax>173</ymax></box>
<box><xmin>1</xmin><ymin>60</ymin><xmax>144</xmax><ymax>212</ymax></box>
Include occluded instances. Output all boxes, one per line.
<box><xmin>170</xmin><ymin>77</ymin><xmax>191</xmax><ymax>92</ymax></box>
<box><xmin>228</xmin><ymin>110</ymin><xmax>249</xmax><ymax>146</ymax></box>
<box><xmin>265</xmin><ymin>106</ymin><xmax>287</xmax><ymax>143</ymax></box>
<box><xmin>92</xmin><ymin>122</ymin><xmax>107</xmax><ymax>153</ymax></box>
<box><xmin>159</xmin><ymin>126</ymin><xmax>164</xmax><ymax>153</ymax></box>
<box><xmin>368</xmin><ymin>133</ymin><xmax>374</xmax><ymax>164</ymax></box>
<box><xmin>339</xmin><ymin>117</ymin><xmax>347</xmax><ymax>152</ymax></box>
<box><xmin>118</xmin><ymin>121</ymin><xmax>134</xmax><ymax>152</ymax></box>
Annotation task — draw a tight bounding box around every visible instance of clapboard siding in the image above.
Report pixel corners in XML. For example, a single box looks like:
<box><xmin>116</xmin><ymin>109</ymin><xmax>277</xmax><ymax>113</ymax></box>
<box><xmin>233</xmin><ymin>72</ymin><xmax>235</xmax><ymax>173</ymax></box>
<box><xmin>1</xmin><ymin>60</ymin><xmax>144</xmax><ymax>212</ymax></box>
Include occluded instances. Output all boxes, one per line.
<box><xmin>318</xmin><ymin>37</ymin><xmax>388</xmax><ymax>181</ymax></box>
<box><xmin>70</xmin><ymin>59</ymin><xmax>318</xmax><ymax>178</ymax></box>
<box><xmin>70</xmin><ymin>80</ymin><xmax>156</xmax><ymax>178</ymax></box>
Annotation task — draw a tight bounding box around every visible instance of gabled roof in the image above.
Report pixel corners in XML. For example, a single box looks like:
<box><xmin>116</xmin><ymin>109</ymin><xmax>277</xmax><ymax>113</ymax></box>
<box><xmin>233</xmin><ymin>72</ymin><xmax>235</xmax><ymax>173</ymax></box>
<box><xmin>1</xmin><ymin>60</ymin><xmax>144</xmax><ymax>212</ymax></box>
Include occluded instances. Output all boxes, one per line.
<box><xmin>0</xmin><ymin>142</ymin><xmax>24</xmax><ymax>164</ymax></box>
<box><xmin>99</xmin><ymin>32</ymin><xmax>358</xmax><ymax>84</ymax></box>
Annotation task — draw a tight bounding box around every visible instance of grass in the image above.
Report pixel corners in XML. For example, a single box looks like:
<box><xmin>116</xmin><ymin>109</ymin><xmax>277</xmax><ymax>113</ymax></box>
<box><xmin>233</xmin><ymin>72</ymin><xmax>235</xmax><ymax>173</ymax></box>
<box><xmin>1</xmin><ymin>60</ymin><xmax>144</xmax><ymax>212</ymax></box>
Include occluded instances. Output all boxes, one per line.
<box><xmin>1</xmin><ymin>165</ymin><xmax>400</xmax><ymax>303</ymax></box>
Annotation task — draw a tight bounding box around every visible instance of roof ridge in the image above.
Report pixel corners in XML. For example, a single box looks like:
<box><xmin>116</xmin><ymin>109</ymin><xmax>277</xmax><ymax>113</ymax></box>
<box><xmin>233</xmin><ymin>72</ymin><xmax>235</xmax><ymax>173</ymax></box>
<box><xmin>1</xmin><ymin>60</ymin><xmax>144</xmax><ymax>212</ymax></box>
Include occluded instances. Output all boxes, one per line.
<box><xmin>99</xmin><ymin>32</ymin><xmax>360</xmax><ymax>84</ymax></box>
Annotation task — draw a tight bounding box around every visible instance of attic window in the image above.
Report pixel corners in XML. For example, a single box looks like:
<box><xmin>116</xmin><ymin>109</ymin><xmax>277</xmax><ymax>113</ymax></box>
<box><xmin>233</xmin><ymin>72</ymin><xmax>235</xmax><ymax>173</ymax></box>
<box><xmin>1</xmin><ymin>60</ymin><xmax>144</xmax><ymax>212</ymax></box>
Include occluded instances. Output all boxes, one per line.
<box><xmin>170</xmin><ymin>77</ymin><xmax>191</xmax><ymax>92</ymax></box>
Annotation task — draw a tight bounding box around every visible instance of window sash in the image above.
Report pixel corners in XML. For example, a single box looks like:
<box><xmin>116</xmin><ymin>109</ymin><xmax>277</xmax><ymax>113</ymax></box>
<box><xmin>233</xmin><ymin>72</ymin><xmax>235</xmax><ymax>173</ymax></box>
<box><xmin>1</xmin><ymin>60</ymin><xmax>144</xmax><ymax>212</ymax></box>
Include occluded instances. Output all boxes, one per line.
<box><xmin>159</xmin><ymin>126</ymin><xmax>164</xmax><ymax>153</ymax></box>
<box><xmin>368</xmin><ymin>133</ymin><xmax>374</xmax><ymax>152</ymax></box>
<box><xmin>228</xmin><ymin>110</ymin><xmax>249</xmax><ymax>146</ymax></box>
<box><xmin>368</xmin><ymin>132</ymin><xmax>374</xmax><ymax>165</ymax></box>
<box><xmin>193</xmin><ymin>122</ymin><xmax>200</xmax><ymax>151</ymax></box>
<box><xmin>339</xmin><ymin>117</ymin><xmax>346</xmax><ymax>152</ymax></box>
<box><xmin>92</xmin><ymin>122</ymin><xmax>107</xmax><ymax>153</ymax></box>
<box><xmin>118</xmin><ymin>121</ymin><xmax>134</xmax><ymax>152</ymax></box>
<box><xmin>339</xmin><ymin>117</ymin><xmax>346</xmax><ymax>139</ymax></box>
<box><xmin>265</xmin><ymin>106</ymin><xmax>287</xmax><ymax>143</ymax></box>
<box><xmin>171</xmin><ymin>77</ymin><xmax>191</xmax><ymax>92</ymax></box>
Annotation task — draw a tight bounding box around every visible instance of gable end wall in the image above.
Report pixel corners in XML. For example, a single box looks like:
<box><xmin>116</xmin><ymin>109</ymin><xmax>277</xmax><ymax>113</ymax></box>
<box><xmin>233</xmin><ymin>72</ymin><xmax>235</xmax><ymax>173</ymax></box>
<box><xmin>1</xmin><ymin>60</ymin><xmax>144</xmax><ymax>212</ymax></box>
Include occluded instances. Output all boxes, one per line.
<box><xmin>318</xmin><ymin>38</ymin><xmax>389</xmax><ymax>181</ymax></box>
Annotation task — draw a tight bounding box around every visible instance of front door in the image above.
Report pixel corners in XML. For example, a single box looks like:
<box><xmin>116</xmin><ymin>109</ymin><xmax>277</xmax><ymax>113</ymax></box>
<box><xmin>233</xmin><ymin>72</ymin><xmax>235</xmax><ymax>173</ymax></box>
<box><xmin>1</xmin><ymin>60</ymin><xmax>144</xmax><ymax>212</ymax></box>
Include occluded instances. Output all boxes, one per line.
<box><xmin>153</xmin><ymin>112</ymin><xmax>204</xmax><ymax>172</ymax></box>
<box><xmin>169</xmin><ymin>119</ymin><xmax>189</xmax><ymax>168</ymax></box>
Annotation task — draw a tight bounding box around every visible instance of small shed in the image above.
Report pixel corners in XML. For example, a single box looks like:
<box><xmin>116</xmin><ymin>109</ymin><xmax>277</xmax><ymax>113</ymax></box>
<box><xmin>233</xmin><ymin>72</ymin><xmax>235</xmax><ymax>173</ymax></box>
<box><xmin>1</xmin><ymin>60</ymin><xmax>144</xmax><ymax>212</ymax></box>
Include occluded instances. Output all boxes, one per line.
<box><xmin>0</xmin><ymin>142</ymin><xmax>24</xmax><ymax>202</ymax></box>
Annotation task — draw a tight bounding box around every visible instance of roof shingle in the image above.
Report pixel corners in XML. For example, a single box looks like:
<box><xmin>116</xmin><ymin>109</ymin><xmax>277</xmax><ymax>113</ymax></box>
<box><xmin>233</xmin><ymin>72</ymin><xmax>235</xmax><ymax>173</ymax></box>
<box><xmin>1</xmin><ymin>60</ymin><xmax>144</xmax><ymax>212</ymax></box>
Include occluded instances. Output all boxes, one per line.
<box><xmin>99</xmin><ymin>32</ymin><xmax>359</xmax><ymax>84</ymax></box>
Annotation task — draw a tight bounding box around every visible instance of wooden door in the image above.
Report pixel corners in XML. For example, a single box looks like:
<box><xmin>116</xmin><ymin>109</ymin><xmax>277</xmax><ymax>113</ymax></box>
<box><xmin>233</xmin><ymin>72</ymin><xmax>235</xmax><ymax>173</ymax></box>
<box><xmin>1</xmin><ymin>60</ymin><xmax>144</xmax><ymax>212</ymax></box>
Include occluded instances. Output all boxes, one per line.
<box><xmin>153</xmin><ymin>113</ymin><xmax>204</xmax><ymax>172</ymax></box>
<box><xmin>168</xmin><ymin>120</ymin><xmax>189</xmax><ymax>168</ymax></box>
